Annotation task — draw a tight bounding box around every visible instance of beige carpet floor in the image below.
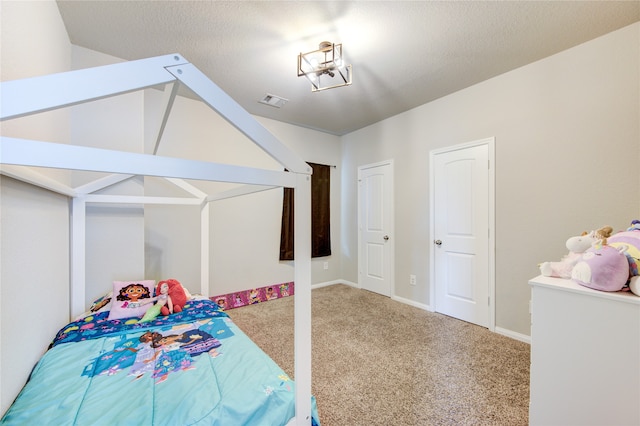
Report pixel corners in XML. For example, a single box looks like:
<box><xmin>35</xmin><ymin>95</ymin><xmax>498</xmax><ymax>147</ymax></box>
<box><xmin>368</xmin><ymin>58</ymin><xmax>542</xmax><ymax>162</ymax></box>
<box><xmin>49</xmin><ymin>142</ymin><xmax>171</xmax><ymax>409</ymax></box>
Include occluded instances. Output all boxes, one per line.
<box><xmin>229</xmin><ymin>284</ymin><xmax>530</xmax><ymax>426</ymax></box>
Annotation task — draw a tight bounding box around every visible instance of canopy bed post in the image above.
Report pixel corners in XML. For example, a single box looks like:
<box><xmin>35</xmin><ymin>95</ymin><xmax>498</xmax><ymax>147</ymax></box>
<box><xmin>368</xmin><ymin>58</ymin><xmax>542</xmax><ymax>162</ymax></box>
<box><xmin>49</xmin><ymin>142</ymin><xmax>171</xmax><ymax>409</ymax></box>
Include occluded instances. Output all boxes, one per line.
<box><xmin>70</xmin><ymin>196</ymin><xmax>86</xmax><ymax>319</ymax></box>
<box><xmin>201</xmin><ymin>200</ymin><xmax>210</xmax><ymax>297</ymax></box>
<box><xmin>0</xmin><ymin>54</ymin><xmax>315</xmax><ymax>425</ymax></box>
<box><xmin>294</xmin><ymin>171</ymin><xmax>312</xmax><ymax>425</ymax></box>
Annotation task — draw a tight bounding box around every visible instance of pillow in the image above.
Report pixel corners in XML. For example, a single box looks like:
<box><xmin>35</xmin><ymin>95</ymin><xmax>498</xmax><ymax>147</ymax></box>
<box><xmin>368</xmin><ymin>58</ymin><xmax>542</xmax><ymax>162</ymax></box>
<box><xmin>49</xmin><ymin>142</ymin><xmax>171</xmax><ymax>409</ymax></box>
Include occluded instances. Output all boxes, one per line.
<box><xmin>181</xmin><ymin>285</ymin><xmax>193</xmax><ymax>300</ymax></box>
<box><xmin>90</xmin><ymin>291</ymin><xmax>113</xmax><ymax>312</ymax></box>
<box><xmin>108</xmin><ymin>280</ymin><xmax>156</xmax><ymax>320</ymax></box>
<box><xmin>74</xmin><ymin>291</ymin><xmax>113</xmax><ymax>320</ymax></box>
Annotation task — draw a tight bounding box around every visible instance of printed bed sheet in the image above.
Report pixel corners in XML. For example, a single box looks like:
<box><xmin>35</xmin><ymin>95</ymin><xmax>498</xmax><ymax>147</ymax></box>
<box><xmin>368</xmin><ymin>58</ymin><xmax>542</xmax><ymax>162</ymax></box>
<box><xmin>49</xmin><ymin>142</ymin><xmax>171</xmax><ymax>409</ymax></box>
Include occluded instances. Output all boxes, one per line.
<box><xmin>1</xmin><ymin>299</ymin><xmax>319</xmax><ymax>425</ymax></box>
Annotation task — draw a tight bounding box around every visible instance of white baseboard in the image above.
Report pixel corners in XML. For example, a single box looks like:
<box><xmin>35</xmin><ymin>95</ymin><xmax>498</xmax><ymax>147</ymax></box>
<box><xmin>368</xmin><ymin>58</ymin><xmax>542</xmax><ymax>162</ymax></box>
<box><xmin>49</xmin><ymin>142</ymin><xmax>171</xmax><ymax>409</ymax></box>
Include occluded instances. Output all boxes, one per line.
<box><xmin>311</xmin><ymin>280</ymin><xmax>358</xmax><ymax>290</ymax></box>
<box><xmin>495</xmin><ymin>327</ymin><xmax>531</xmax><ymax>344</ymax></box>
<box><xmin>339</xmin><ymin>280</ymin><xmax>359</xmax><ymax>288</ymax></box>
<box><xmin>391</xmin><ymin>294</ymin><xmax>432</xmax><ymax>311</ymax></box>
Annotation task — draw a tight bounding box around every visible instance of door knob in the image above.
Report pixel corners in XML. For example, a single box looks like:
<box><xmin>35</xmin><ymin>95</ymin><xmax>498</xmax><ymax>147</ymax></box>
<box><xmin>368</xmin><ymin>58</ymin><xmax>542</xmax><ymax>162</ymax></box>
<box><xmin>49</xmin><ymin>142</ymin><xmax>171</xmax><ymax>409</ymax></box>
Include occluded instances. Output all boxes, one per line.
<box><xmin>383</xmin><ymin>235</ymin><xmax>389</xmax><ymax>241</ymax></box>
<box><xmin>434</xmin><ymin>239</ymin><xmax>442</xmax><ymax>246</ymax></box>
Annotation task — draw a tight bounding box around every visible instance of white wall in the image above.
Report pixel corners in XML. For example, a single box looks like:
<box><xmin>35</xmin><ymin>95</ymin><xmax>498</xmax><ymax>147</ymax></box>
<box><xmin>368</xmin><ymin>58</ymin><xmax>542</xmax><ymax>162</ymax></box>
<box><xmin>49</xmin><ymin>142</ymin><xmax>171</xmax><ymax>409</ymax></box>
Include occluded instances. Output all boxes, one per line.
<box><xmin>0</xmin><ymin>0</ymin><xmax>71</xmax><ymax>414</ymax></box>
<box><xmin>341</xmin><ymin>22</ymin><xmax>640</xmax><ymax>336</ymax></box>
<box><xmin>70</xmin><ymin>46</ymin><xmax>146</xmax><ymax>305</ymax></box>
<box><xmin>142</xmin><ymin>90</ymin><xmax>342</xmax><ymax>296</ymax></box>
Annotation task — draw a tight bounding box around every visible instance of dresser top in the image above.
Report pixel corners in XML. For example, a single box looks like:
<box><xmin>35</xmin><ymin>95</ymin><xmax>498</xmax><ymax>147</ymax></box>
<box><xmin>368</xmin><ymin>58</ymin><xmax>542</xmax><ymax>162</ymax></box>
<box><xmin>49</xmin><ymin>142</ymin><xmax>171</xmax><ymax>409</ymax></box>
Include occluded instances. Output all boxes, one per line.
<box><xmin>529</xmin><ymin>275</ymin><xmax>640</xmax><ymax>305</ymax></box>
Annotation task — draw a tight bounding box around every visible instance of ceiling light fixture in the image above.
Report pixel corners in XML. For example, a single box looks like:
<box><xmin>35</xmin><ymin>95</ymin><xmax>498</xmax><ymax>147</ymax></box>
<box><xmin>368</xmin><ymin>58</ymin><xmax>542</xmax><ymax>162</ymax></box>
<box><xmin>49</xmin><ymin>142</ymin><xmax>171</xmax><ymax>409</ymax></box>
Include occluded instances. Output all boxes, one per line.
<box><xmin>297</xmin><ymin>41</ymin><xmax>352</xmax><ymax>92</ymax></box>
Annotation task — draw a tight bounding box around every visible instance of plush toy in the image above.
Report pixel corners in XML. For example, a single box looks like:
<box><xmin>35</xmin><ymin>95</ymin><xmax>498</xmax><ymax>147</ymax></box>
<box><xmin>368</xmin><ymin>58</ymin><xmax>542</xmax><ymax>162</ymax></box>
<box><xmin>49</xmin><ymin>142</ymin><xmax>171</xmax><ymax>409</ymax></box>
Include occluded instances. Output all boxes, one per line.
<box><xmin>138</xmin><ymin>303</ymin><xmax>163</xmax><ymax>323</ymax></box>
<box><xmin>626</xmin><ymin>219</ymin><xmax>640</xmax><ymax>232</ymax></box>
<box><xmin>570</xmin><ymin>221</ymin><xmax>640</xmax><ymax>294</ymax></box>
<box><xmin>138</xmin><ymin>279</ymin><xmax>188</xmax><ymax>322</ymax></box>
<box><xmin>606</xmin><ymin>224</ymin><xmax>640</xmax><ymax>296</ymax></box>
<box><xmin>156</xmin><ymin>279</ymin><xmax>187</xmax><ymax>316</ymax></box>
<box><xmin>629</xmin><ymin>276</ymin><xmax>640</xmax><ymax>296</ymax></box>
<box><xmin>539</xmin><ymin>226</ymin><xmax>613</xmax><ymax>278</ymax></box>
<box><xmin>571</xmin><ymin>242</ymin><xmax>630</xmax><ymax>292</ymax></box>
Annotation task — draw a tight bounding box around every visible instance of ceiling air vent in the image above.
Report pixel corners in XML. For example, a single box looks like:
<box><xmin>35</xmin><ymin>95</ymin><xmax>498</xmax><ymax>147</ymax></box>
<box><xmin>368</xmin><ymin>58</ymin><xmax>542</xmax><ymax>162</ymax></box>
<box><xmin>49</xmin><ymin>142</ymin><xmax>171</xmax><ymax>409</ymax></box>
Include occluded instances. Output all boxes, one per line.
<box><xmin>258</xmin><ymin>93</ymin><xmax>288</xmax><ymax>108</ymax></box>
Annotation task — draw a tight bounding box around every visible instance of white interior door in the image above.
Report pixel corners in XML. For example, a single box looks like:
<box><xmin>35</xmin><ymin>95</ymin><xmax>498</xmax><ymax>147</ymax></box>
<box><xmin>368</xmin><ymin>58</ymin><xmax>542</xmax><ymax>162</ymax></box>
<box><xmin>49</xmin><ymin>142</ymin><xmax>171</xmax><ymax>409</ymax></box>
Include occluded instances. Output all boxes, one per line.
<box><xmin>358</xmin><ymin>161</ymin><xmax>394</xmax><ymax>297</ymax></box>
<box><xmin>431</xmin><ymin>140</ymin><xmax>494</xmax><ymax>328</ymax></box>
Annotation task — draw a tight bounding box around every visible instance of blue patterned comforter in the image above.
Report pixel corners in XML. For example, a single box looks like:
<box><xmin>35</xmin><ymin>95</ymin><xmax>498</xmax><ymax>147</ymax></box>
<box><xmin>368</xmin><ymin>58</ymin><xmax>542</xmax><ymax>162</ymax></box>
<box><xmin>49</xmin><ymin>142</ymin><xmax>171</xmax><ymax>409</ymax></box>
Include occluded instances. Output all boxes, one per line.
<box><xmin>1</xmin><ymin>299</ymin><xmax>319</xmax><ymax>425</ymax></box>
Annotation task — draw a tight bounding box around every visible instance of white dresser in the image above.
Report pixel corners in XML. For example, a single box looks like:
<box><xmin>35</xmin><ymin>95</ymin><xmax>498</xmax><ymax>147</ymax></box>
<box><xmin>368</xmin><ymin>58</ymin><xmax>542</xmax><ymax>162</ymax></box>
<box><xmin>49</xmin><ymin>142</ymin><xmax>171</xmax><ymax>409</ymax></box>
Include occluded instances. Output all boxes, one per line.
<box><xmin>529</xmin><ymin>275</ymin><xmax>640</xmax><ymax>426</ymax></box>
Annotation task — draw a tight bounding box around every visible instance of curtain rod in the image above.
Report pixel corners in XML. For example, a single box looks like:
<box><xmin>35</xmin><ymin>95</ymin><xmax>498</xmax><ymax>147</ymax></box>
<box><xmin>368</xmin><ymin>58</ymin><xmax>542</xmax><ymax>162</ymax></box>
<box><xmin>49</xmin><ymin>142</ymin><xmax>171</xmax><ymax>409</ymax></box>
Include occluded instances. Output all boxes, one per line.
<box><xmin>307</xmin><ymin>162</ymin><xmax>337</xmax><ymax>169</ymax></box>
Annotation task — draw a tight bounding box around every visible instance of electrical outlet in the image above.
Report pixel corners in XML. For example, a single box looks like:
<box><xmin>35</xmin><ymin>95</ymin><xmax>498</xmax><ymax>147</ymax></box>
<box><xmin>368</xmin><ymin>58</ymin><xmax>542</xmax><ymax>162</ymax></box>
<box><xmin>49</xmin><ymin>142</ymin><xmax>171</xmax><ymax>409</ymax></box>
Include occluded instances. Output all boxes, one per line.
<box><xmin>409</xmin><ymin>274</ymin><xmax>416</xmax><ymax>285</ymax></box>
<box><xmin>323</xmin><ymin>262</ymin><xmax>329</xmax><ymax>270</ymax></box>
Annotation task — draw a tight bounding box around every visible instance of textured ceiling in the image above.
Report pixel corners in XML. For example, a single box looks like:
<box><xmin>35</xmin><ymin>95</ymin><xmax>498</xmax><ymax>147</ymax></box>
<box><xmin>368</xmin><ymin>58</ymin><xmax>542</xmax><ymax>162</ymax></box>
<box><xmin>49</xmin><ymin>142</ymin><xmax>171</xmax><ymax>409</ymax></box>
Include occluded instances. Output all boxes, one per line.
<box><xmin>56</xmin><ymin>1</ymin><xmax>639</xmax><ymax>136</ymax></box>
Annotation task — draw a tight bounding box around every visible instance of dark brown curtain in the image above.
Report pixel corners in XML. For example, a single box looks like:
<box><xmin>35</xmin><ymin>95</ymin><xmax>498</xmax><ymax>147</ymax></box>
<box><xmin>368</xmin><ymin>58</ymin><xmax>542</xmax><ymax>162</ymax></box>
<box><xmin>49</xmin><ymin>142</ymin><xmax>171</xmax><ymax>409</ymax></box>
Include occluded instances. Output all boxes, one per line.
<box><xmin>279</xmin><ymin>162</ymin><xmax>331</xmax><ymax>260</ymax></box>
<box><xmin>280</xmin><ymin>185</ymin><xmax>295</xmax><ymax>260</ymax></box>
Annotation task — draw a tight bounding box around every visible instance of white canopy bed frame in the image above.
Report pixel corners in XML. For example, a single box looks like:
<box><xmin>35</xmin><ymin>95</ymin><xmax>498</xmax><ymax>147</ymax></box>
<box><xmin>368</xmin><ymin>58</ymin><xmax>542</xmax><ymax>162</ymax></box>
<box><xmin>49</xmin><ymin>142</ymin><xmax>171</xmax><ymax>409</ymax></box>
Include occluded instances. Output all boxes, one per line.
<box><xmin>0</xmin><ymin>54</ymin><xmax>313</xmax><ymax>425</ymax></box>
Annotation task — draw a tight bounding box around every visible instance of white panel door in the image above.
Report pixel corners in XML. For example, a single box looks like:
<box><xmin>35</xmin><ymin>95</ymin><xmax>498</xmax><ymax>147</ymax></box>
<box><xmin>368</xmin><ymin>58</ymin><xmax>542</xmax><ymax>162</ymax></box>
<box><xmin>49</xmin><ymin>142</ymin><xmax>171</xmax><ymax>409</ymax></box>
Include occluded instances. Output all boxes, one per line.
<box><xmin>433</xmin><ymin>144</ymin><xmax>489</xmax><ymax>327</ymax></box>
<box><xmin>358</xmin><ymin>161</ymin><xmax>393</xmax><ymax>297</ymax></box>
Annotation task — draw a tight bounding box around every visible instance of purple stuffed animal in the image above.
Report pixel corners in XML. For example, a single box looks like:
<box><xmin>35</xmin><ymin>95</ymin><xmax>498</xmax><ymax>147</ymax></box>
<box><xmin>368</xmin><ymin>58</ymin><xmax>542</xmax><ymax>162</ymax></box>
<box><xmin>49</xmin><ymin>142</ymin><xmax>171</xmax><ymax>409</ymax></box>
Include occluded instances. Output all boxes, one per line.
<box><xmin>571</xmin><ymin>244</ymin><xmax>629</xmax><ymax>292</ymax></box>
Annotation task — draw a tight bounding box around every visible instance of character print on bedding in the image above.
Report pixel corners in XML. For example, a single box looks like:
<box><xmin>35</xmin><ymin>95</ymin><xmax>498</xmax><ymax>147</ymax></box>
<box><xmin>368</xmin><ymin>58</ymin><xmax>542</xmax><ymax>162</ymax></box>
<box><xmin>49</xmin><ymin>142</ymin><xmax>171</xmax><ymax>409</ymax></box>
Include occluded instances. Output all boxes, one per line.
<box><xmin>82</xmin><ymin>319</ymin><xmax>229</xmax><ymax>384</ymax></box>
<box><xmin>116</xmin><ymin>282</ymin><xmax>153</xmax><ymax>308</ymax></box>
